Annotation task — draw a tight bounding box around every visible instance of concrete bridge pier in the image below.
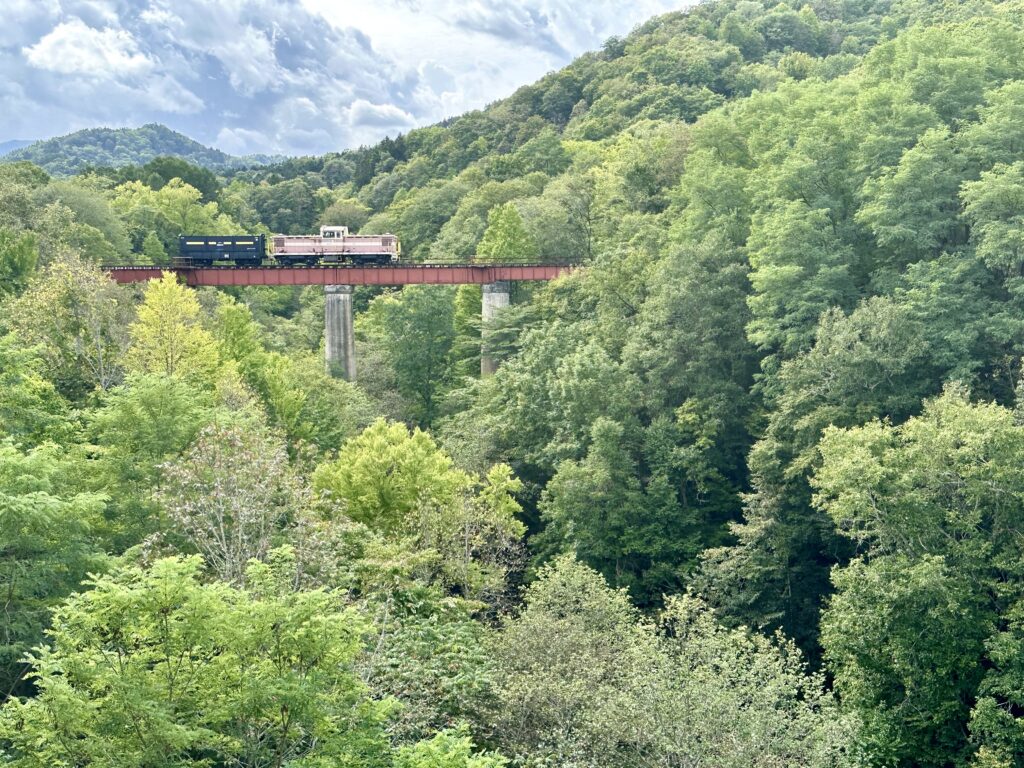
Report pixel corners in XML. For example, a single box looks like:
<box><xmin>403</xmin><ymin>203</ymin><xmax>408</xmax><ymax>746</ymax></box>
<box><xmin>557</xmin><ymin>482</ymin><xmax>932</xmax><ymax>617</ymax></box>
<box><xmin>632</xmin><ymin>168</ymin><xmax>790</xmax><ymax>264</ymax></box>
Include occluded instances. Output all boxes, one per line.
<box><xmin>325</xmin><ymin>284</ymin><xmax>356</xmax><ymax>381</ymax></box>
<box><xmin>481</xmin><ymin>280</ymin><xmax>511</xmax><ymax>377</ymax></box>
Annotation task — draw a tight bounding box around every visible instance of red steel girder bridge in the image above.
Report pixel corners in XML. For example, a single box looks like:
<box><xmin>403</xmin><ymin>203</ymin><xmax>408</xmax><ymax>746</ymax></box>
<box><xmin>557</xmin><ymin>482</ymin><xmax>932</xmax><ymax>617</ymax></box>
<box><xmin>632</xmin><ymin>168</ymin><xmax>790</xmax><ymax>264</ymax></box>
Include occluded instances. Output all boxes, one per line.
<box><xmin>102</xmin><ymin>263</ymin><xmax>576</xmax><ymax>286</ymax></box>
<box><xmin>100</xmin><ymin>261</ymin><xmax>578</xmax><ymax>380</ymax></box>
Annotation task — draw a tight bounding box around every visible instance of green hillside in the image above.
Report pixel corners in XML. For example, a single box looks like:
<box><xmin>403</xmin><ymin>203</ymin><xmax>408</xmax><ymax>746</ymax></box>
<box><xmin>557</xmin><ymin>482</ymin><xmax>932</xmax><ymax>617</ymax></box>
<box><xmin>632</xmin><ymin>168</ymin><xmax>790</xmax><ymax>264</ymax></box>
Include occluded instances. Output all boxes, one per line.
<box><xmin>7</xmin><ymin>0</ymin><xmax>1024</xmax><ymax>766</ymax></box>
<box><xmin>3</xmin><ymin>123</ymin><xmax>273</xmax><ymax>175</ymax></box>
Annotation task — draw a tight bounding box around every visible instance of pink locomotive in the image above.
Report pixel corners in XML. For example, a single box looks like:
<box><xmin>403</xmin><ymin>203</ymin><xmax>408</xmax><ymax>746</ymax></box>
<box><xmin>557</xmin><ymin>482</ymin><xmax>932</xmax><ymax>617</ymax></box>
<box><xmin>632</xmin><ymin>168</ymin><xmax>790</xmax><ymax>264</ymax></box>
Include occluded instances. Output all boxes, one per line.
<box><xmin>272</xmin><ymin>226</ymin><xmax>400</xmax><ymax>266</ymax></box>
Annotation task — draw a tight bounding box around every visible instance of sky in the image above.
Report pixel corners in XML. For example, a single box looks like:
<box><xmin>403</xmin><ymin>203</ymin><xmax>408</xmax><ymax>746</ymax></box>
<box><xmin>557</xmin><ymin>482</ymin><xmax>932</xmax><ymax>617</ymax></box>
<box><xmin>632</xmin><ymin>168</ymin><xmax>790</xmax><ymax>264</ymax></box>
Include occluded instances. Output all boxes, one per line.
<box><xmin>2</xmin><ymin>0</ymin><xmax>690</xmax><ymax>157</ymax></box>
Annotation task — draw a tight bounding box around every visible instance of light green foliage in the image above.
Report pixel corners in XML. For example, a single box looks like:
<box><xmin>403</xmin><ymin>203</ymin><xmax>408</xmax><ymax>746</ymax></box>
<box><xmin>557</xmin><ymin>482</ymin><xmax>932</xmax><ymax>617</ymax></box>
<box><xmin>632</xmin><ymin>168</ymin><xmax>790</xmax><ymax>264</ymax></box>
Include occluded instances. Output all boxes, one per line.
<box><xmin>0</xmin><ymin>554</ymin><xmax>391</xmax><ymax>767</ymax></box>
<box><xmin>860</xmin><ymin>21</ymin><xmax>1023</xmax><ymax>125</ymax></box>
<box><xmin>313</xmin><ymin>420</ymin><xmax>525</xmax><ymax>601</ymax></box>
<box><xmin>395</xmin><ymin>727</ymin><xmax>507</xmax><ymax>768</ymax></box>
<box><xmin>212</xmin><ymin>293</ymin><xmax>377</xmax><ymax>452</ymax></box>
<box><xmin>266</xmin><ymin>351</ymin><xmax>375</xmax><ymax>450</ymax></box>
<box><xmin>361</xmin><ymin>588</ymin><xmax>497</xmax><ymax>744</ymax></box>
<box><xmin>492</xmin><ymin>555</ymin><xmax>852</xmax><ymax>767</ymax></box>
<box><xmin>88</xmin><ymin>375</ymin><xmax>210</xmax><ymax>482</ymax></box>
<box><xmin>214</xmin><ymin>293</ymin><xmax>265</xmax><ymax>363</ymax></box>
<box><xmin>3</xmin><ymin>252</ymin><xmax>135</xmax><ymax>397</ymax></box>
<box><xmin>671</xmin><ymin>141</ymin><xmax>752</xmax><ymax>245</ymax></box>
<box><xmin>963</xmin><ymin>161</ymin><xmax>1024</xmax><ymax>282</ymax></box>
<box><xmin>125</xmin><ymin>272</ymin><xmax>221</xmax><ymax>385</ymax></box>
<box><xmin>476</xmin><ymin>203</ymin><xmax>538</xmax><ymax>263</ymax></box>
<box><xmin>0</xmin><ymin>443</ymin><xmax>105</xmax><ymax>698</ymax></box>
<box><xmin>112</xmin><ymin>178</ymin><xmax>240</xmax><ymax>254</ymax></box>
<box><xmin>332</xmin><ymin>423</ymin><xmax>458</xmax><ymax>528</ymax></box>
<box><xmin>140</xmin><ymin>230</ymin><xmax>166</xmax><ymax>263</ymax></box>
<box><xmin>314</xmin><ymin>420</ymin><xmax>460</xmax><ymax>534</ymax></box>
<box><xmin>856</xmin><ymin>127</ymin><xmax>965</xmax><ymax>268</ymax></box>
<box><xmin>959</xmin><ymin>81</ymin><xmax>1024</xmax><ymax>171</ymax></box>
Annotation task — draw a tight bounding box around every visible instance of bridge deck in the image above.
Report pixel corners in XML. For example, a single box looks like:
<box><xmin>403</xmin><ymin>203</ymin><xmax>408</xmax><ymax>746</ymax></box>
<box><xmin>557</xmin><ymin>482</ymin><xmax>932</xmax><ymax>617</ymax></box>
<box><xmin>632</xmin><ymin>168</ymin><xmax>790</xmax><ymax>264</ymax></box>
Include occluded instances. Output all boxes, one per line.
<box><xmin>103</xmin><ymin>263</ymin><xmax>575</xmax><ymax>286</ymax></box>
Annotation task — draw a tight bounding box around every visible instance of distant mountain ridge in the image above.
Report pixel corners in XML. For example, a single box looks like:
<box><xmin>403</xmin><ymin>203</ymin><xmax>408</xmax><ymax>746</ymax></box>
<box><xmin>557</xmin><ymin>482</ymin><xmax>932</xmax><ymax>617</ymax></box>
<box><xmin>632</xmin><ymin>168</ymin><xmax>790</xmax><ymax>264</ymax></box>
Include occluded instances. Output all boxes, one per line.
<box><xmin>2</xmin><ymin>123</ymin><xmax>281</xmax><ymax>175</ymax></box>
<box><xmin>0</xmin><ymin>139</ymin><xmax>33</xmax><ymax>157</ymax></box>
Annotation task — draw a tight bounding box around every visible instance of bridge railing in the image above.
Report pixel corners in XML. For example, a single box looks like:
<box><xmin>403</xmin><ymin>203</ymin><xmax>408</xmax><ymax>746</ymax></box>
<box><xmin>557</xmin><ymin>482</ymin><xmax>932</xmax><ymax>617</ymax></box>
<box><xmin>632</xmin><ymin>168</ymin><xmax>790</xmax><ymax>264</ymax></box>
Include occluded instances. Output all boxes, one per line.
<box><xmin>100</xmin><ymin>261</ymin><xmax>579</xmax><ymax>286</ymax></box>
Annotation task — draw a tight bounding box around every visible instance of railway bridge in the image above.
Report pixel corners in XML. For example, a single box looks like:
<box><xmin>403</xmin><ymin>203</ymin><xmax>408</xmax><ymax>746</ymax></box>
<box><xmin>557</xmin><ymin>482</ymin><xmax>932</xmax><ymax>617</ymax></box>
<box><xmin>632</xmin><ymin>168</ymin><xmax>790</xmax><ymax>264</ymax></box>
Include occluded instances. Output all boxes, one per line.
<box><xmin>103</xmin><ymin>262</ymin><xmax>576</xmax><ymax>378</ymax></box>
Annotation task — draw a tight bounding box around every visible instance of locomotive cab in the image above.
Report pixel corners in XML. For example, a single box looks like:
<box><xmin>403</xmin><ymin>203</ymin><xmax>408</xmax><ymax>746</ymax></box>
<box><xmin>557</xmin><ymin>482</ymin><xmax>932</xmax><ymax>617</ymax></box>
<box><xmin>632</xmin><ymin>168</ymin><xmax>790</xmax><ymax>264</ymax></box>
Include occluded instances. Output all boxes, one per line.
<box><xmin>320</xmin><ymin>226</ymin><xmax>349</xmax><ymax>239</ymax></box>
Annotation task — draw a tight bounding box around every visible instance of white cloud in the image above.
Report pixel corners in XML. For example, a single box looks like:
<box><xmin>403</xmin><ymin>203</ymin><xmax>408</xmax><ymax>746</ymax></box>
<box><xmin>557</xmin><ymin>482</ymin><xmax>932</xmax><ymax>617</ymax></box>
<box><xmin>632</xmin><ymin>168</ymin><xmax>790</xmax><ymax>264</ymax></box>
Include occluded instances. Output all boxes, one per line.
<box><xmin>2</xmin><ymin>0</ymin><xmax>693</xmax><ymax>155</ymax></box>
<box><xmin>214</xmin><ymin>28</ymin><xmax>282</xmax><ymax>94</ymax></box>
<box><xmin>348</xmin><ymin>99</ymin><xmax>417</xmax><ymax>128</ymax></box>
<box><xmin>142</xmin><ymin>74</ymin><xmax>205</xmax><ymax>113</ymax></box>
<box><xmin>23</xmin><ymin>18</ymin><xmax>153</xmax><ymax>77</ymax></box>
<box><xmin>215</xmin><ymin>126</ymin><xmax>267</xmax><ymax>155</ymax></box>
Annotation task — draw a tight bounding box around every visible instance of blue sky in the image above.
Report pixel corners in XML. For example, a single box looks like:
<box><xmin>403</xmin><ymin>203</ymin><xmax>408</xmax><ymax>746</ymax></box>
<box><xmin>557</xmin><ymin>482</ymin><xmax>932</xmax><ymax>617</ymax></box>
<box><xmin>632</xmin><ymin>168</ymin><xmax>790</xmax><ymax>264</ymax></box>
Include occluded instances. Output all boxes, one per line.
<box><xmin>2</xmin><ymin>0</ymin><xmax>689</xmax><ymax>156</ymax></box>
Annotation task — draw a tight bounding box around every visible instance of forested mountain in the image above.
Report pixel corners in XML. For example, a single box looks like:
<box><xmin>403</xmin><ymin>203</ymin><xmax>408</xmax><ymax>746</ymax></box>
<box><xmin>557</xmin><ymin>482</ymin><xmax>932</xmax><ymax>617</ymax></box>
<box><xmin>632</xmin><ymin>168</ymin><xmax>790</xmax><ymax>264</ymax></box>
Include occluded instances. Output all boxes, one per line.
<box><xmin>2</xmin><ymin>123</ymin><xmax>277</xmax><ymax>175</ymax></box>
<box><xmin>5</xmin><ymin>0</ymin><xmax>1024</xmax><ymax>766</ymax></box>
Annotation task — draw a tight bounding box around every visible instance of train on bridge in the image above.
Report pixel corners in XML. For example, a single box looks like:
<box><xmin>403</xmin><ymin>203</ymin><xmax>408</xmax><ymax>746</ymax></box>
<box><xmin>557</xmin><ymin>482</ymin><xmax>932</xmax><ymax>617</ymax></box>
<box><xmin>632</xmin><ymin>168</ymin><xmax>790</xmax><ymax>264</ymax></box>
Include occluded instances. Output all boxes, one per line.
<box><xmin>178</xmin><ymin>226</ymin><xmax>400</xmax><ymax>267</ymax></box>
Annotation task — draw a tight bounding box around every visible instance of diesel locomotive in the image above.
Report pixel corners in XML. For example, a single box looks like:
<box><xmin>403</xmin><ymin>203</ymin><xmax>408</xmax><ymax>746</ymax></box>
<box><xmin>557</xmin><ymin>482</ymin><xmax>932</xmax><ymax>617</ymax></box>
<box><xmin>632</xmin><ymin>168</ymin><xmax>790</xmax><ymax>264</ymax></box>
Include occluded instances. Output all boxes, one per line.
<box><xmin>178</xmin><ymin>226</ymin><xmax>400</xmax><ymax>266</ymax></box>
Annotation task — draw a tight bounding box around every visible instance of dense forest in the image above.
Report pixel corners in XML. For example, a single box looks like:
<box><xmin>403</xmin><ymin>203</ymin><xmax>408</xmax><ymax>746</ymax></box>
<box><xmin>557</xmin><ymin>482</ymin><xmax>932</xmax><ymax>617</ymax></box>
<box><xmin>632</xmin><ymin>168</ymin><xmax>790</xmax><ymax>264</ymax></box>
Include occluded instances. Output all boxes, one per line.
<box><xmin>4</xmin><ymin>0</ymin><xmax>1024</xmax><ymax>765</ymax></box>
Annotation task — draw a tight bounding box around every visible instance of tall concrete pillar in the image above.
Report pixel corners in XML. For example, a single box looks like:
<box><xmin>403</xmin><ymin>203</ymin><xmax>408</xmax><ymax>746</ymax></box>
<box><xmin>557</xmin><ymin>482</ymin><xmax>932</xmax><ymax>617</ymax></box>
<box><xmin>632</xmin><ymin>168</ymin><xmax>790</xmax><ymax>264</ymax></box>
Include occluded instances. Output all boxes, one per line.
<box><xmin>481</xmin><ymin>280</ymin><xmax>511</xmax><ymax>377</ymax></box>
<box><xmin>325</xmin><ymin>284</ymin><xmax>356</xmax><ymax>381</ymax></box>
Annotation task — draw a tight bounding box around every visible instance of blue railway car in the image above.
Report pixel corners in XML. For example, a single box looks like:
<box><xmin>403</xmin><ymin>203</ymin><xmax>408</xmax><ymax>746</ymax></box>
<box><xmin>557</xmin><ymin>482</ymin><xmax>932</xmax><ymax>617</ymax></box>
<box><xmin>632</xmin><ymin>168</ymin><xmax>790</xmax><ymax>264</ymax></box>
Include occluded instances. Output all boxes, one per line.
<box><xmin>178</xmin><ymin>234</ymin><xmax>266</xmax><ymax>265</ymax></box>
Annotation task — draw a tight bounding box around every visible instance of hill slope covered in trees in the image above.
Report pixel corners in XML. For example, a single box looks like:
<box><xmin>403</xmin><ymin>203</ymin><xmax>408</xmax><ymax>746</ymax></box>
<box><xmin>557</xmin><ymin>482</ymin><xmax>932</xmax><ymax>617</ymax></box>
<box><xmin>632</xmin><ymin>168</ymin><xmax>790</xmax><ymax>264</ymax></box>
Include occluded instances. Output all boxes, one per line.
<box><xmin>2</xmin><ymin>123</ymin><xmax>276</xmax><ymax>175</ymax></box>
<box><xmin>6</xmin><ymin>1</ymin><xmax>1024</xmax><ymax>766</ymax></box>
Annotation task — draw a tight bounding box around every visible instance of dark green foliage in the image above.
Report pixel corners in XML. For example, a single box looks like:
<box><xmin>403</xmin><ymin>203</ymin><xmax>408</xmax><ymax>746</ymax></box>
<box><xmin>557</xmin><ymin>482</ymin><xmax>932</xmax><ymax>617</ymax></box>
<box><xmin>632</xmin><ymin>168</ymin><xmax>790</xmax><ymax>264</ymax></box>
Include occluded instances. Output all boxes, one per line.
<box><xmin>359</xmin><ymin>287</ymin><xmax>457</xmax><ymax>427</ymax></box>
<box><xmin>814</xmin><ymin>390</ymin><xmax>1024</xmax><ymax>766</ymax></box>
<box><xmin>111</xmin><ymin>156</ymin><xmax>222</xmax><ymax>202</ymax></box>
<box><xmin>250</xmin><ymin>176</ymin><xmax>320</xmax><ymax>234</ymax></box>
<box><xmin>0</xmin><ymin>334</ymin><xmax>70</xmax><ymax>448</ymax></box>
<box><xmin>0</xmin><ymin>229</ymin><xmax>37</xmax><ymax>296</ymax></box>
<box><xmin>0</xmin><ymin>443</ymin><xmax>105</xmax><ymax>698</ymax></box>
